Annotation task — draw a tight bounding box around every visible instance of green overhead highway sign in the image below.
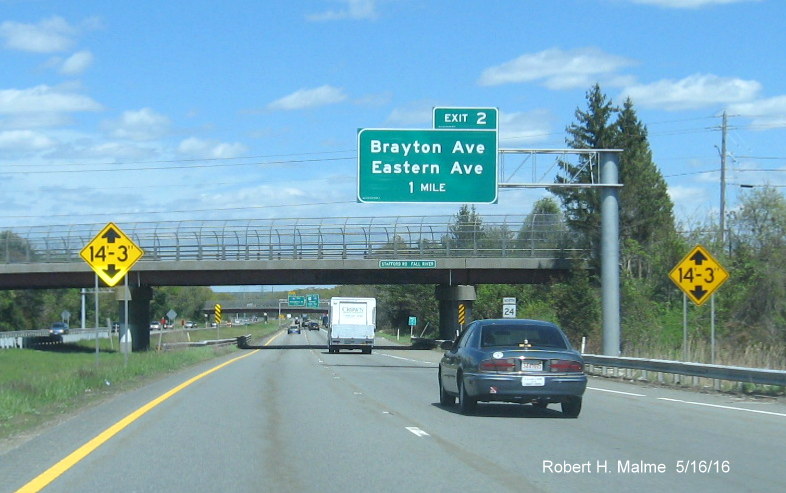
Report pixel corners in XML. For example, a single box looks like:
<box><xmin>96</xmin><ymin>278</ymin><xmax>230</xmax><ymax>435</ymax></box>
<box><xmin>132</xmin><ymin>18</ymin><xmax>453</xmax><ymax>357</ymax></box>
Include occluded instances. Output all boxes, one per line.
<box><xmin>433</xmin><ymin>107</ymin><xmax>498</xmax><ymax>130</ymax></box>
<box><xmin>306</xmin><ymin>294</ymin><xmax>320</xmax><ymax>308</ymax></box>
<box><xmin>357</xmin><ymin>128</ymin><xmax>498</xmax><ymax>203</ymax></box>
<box><xmin>288</xmin><ymin>295</ymin><xmax>305</xmax><ymax>307</ymax></box>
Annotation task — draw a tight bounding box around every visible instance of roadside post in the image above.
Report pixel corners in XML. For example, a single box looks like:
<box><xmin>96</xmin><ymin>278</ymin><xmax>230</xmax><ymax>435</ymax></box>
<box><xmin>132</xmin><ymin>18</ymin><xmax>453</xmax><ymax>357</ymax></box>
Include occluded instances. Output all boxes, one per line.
<box><xmin>79</xmin><ymin>222</ymin><xmax>144</xmax><ymax>364</ymax></box>
<box><xmin>214</xmin><ymin>304</ymin><xmax>222</xmax><ymax>339</ymax></box>
<box><xmin>668</xmin><ymin>245</ymin><xmax>730</xmax><ymax>363</ymax></box>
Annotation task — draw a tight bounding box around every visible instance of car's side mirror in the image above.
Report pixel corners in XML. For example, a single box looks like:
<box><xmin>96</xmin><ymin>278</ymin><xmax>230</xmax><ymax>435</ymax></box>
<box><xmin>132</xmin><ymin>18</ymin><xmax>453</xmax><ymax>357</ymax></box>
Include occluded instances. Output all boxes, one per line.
<box><xmin>439</xmin><ymin>340</ymin><xmax>455</xmax><ymax>351</ymax></box>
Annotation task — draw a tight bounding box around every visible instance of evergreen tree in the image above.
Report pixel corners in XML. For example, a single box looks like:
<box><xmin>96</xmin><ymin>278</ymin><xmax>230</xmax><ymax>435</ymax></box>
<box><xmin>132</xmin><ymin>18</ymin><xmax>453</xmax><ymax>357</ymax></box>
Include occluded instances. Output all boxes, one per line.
<box><xmin>517</xmin><ymin>197</ymin><xmax>569</xmax><ymax>254</ymax></box>
<box><xmin>551</xmin><ymin>85</ymin><xmax>677</xmax><ymax>280</ymax></box>
<box><xmin>550</xmin><ymin>84</ymin><xmax>617</xmax><ymax>261</ymax></box>
<box><xmin>446</xmin><ymin>204</ymin><xmax>485</xmax><ymax>253</ymax></box>
<box><xmin>616</xmin><ymin>98</ymin><xmax>676</xmax><ymax>253</ymax></box>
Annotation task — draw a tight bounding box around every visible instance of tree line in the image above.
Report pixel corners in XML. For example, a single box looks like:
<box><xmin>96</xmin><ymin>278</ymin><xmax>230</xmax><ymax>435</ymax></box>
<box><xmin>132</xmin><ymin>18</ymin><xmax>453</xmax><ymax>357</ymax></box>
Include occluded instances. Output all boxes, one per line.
<box><xmin>1</xmin><ymin>85</ymin><xmax>784</xmax><ymax>362</ymax></box>
<box><xmin>373</xmin><ymin>85</ymin><xmax>786</xmax><ymax>358</ymax></box>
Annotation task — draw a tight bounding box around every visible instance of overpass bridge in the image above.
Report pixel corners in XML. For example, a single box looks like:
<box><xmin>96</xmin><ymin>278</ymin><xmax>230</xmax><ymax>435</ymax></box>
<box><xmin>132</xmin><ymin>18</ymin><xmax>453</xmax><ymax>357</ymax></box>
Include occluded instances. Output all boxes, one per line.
<box><xmin>0</xmin><ymin>214</ymin><xmax>587</xmax><ymax>348</ymax></box>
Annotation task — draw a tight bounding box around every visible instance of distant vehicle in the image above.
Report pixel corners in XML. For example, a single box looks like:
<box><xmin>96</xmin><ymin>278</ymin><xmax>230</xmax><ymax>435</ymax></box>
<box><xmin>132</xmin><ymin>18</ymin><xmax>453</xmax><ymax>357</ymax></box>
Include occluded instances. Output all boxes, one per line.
<box><xmin>49</xmin><ymin>322</ymin><xmax>69</xmax><ymax>335</ymax></box>
<box><xmin>438</xmin><ymin>319</ymin><xmax>587</xmax><ymax>417</ymax></box>
<box><xmin>149</xmin><ymin>321</ymin><xmax>161</xmax><ymax>330</ymax></box>
<box><xmin>321</xmin><ymin>314</ymin><xmax>329</xmax><ymax>328</ymax></box>
<box><xmin>287</xmin><ymin>324</ymin><xmax>301</xmax><ymax>334</ymax></box>
<box><xmin>184</xmin><ymin>321</ymin><xmax>197</xmax><ymax>328</ymax></box>
<box><xmin>308</xmin><ymin>321</ymin><xmax>319</xmax><ymax>331</ymax></box>
<box><xmin>328</xmin><ymin>297</ymin><xmax>376</xmax><ymax>354</ymax></box>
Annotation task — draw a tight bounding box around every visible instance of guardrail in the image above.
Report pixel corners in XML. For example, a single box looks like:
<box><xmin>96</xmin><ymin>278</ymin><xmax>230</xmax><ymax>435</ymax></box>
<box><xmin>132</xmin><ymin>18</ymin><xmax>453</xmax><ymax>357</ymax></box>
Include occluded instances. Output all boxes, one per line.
<box><xmin>160</xmin><ymin>337</ymin><xmax>242</xmax><ymax>351</ymax></box>
<box><xmin>0</xmin><ymin>328</ymin><xmax>106</xmax><ymax>349</ymax></box>
<box><xmin>583</xmin><ymin>354</ymin><xmax>786</xmax><ymax>387</ymax></box>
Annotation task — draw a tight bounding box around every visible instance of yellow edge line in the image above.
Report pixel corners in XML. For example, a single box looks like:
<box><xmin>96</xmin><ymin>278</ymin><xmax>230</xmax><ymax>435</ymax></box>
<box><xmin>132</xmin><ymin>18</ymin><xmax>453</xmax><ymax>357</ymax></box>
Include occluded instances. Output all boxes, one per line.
<box><xmin>17</xmin><ymin>331</ymin><xmax>282</xmax><ymax>493</ymax></box>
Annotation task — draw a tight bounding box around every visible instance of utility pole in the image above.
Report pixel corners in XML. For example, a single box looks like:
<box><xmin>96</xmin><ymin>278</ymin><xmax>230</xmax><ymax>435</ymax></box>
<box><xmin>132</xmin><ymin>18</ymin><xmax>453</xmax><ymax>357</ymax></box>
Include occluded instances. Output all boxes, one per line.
<box><xmin>719</xmin><ymin>111</ymin><xmax>727</xmax><ymax>245</ymax></box>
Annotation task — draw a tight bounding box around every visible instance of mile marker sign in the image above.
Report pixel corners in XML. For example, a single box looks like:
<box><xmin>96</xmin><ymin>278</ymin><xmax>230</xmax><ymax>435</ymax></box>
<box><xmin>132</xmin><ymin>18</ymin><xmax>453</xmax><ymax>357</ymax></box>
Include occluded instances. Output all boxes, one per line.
<box><xmin>80</xmin><ymin>222</ymin><xmax>144</xmax><ymax>287</ymax></box>
<box><xmin>668</xmin><ymin>244</ymin><xmax>729</xmax><ymax>306</ymax></box>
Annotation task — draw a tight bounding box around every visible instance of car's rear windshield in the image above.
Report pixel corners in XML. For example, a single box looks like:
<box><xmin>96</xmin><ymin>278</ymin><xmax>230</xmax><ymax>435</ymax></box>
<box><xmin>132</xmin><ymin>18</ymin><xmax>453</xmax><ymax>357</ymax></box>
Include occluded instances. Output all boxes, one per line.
<box><xmin>480</xmin><ymin>325</ymin><xmax>567</xmax><ymax>349</ymax></box>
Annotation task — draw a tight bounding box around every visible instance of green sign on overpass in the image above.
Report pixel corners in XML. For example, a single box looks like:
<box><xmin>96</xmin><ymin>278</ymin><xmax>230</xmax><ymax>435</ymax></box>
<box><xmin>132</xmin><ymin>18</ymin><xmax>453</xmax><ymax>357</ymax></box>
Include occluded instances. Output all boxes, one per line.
<box><xmin>357</xmin><ymin>128</ymin><xmax>498</xmax><ymax>203</ymax></box>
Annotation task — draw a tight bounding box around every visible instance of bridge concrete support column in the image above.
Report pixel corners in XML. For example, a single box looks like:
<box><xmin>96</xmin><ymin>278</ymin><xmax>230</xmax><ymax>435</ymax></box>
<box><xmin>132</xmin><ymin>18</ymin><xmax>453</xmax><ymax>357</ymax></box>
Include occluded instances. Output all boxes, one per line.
<box><xmin>435</xmin><ymin>285</ymin><xmax>476</xmax><ymax>340</ymax></box>
<box><xmin>117</xmin><ymin>286</ymin><xmax>153</xmax><ymax>352</ymax></box>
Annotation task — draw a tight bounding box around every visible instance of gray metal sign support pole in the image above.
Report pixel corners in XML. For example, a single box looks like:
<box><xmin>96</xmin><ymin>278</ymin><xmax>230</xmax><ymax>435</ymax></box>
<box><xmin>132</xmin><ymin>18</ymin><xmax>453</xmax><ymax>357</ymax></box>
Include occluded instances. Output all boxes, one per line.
<box><xmin>600</xmin><ymin>151</ymin><xmax>621</xmax><ymax>356</ymax></box>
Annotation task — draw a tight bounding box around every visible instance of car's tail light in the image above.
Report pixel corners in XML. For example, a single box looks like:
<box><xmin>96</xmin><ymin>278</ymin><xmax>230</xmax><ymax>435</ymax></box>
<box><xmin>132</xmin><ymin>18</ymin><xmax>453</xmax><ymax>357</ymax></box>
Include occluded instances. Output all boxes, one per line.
<box><xmin>479</xmin><ymin>358</ymin><xmax>517</xmax><ymax>372</ymax></box>
<box><xmin>549</xmin><ymin>359</ymin><xmax>583</xmax><ymax>372</ymax></box>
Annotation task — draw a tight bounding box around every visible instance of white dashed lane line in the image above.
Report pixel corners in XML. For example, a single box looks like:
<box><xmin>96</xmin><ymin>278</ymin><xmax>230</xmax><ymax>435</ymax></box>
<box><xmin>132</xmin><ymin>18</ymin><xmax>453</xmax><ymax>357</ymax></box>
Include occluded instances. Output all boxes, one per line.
<box><xmin>587</xmin><ymin>387</ymin><xmax>646</xmax><ymax>397</ymax></box>
<box><xmin>588</xmin><ymin>386</ymin><xmax>786</xmax><ymax>418</ymax></box>
<box><xmin>406</xmin><ymin>427</ymin><xmax>430</xmax><ymax>437</ymax></box>
<box><xmin>657</xmin><ymin>397</ymin><xmax>786</xmax><ymax>417</ymax></box>
<box><xmin>376</xmin><ymin>352</ymin><xmax>438</xmax><ymax>366</ymax></box>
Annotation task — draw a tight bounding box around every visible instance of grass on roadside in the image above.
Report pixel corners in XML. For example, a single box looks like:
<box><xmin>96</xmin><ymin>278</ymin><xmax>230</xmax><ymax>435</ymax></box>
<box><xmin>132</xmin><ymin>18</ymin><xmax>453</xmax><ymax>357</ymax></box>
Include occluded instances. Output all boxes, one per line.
<box><xmin>0</xmin><ymin>322</ymin><xmax>278</xmax><ymax>441</ymax></box>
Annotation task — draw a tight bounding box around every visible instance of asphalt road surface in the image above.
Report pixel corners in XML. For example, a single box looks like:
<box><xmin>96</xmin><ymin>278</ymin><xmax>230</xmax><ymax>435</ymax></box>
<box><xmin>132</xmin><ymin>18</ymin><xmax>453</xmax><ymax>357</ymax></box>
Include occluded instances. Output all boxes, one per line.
<box><xmin>3</xmin><ymin>329</ymin><xmax>785</xmax><ymax>492</ymax></box>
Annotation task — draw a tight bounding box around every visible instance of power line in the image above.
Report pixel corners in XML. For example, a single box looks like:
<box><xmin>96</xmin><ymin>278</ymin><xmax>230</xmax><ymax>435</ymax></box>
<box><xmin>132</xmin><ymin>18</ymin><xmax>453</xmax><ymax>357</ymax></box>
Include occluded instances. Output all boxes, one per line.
<box><xmin>0</xmin><ymin>156</ymin><xmax>355</xmax><ymax>175</ymax></box>
<box><xmin>0</xmin><ymin>200</ymin><xmax>356</xmax><ymax>221</ymax></box>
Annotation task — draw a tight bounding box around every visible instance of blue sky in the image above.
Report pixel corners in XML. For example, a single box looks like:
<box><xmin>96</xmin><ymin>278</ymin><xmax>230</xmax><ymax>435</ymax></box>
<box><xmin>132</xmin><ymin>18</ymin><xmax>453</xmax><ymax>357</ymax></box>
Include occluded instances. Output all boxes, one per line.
<box><xmin>1</xmin><ymin>0</ymin><xmax>785</xmax><ymax>231</ymax></box>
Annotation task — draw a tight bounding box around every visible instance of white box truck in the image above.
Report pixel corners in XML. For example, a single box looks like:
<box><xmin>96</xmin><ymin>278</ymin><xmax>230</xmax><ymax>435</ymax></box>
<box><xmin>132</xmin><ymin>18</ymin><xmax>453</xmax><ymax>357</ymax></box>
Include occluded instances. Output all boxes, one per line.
<box><xmin>328</xmin><ymin>297</ymin><xmax>376</xmax><ymax>354</ymax></box>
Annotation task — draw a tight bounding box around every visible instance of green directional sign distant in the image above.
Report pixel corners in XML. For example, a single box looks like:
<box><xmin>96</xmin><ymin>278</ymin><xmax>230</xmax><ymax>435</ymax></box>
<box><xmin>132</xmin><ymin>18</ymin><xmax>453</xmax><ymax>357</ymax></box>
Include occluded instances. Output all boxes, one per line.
<box><xmin>288</xmin><ymin>295</ymin><xmax>305</xmax><ymax>307</ymax></box>
<box><xmin>357</xmin><ymin>128</ymin><xmax>498</xmax><ymax>203</ymax></box>
<box><xmin>433</xmin><ymin>107</ymin><xmax>498</xmax><ymax>130</ymax></box>
<box><xmin>306</xmin><ymin>294</ymin><xmax>320</xmax><ymax>308</ymax></box>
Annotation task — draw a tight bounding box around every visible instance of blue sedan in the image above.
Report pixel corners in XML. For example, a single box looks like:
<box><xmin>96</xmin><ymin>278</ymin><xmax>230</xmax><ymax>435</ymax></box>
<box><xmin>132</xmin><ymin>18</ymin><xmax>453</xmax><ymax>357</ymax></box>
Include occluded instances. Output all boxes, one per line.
<box><xmin>438</xmin><ymin>319</ymin><xmax>587</xmax><ymax>417</ymax></box>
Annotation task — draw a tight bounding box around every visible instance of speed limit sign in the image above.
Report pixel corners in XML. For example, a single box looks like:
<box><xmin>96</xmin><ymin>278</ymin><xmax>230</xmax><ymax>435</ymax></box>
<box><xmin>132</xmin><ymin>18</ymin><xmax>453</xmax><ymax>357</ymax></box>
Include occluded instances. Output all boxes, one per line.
<box><xmin>502</xmin><ymin>298</ymin><xmax>516</xmax><ymax>318</ymax></box>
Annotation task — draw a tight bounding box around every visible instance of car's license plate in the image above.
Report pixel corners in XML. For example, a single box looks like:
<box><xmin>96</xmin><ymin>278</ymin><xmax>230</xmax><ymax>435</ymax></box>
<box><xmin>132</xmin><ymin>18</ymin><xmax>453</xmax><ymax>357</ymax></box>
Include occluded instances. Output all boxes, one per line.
<box><xmin>521</xmin><ymin>376</ymin><xmax>545</xmax><ymax>386</ymax></box>
<box><xmin>520</xmin><ymin>360</ymin><xmax>543</xmax><ymax>371</ymax></box>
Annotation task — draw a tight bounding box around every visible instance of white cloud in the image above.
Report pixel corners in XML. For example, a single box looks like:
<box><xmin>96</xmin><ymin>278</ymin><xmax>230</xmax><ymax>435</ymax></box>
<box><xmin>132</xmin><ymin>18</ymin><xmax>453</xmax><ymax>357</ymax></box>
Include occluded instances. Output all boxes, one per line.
<box><xmin>103</xmin><ymin>108</ymin><xmax>171</xmax><ymax>141</ymax></box>
<box><xmin>178</xmin><ymin>137</ymin><xmax>248</xmax><ymax>159</ymax></box>
<box><xmin>728</xmin><ymin>95</ymin><xmax>786</xmax><ymax>129</ymax></box>
<box><xmin>267</xmin><ymin>85</ymin><xmax>347</xmax><ymax>111</ymax></box>
<box><xmin>0</xmin><ymin>16</ymin><xmax>77</xmax><ymax>53</ymax></box>
<box><xmin>47</xmin><ymin>141</ymin><xmax>159</xmax><ymax>161</ymax></box>
<box><xmin>668</xmin><ymin>184</ymin><xmax>711</xmax><ymax>222</ymax></box>
<box><xmin>626</xmin><ymin>0</ymin><xmax>760</xmax><ymax>8</ymax></box>
<box><xmin>478</xmin><ymin>47</ymin><xmax>636</xmax><ymax>89</ymax></box>
<box><xmin>385</xmin><ymin>103</ymin><xmax>433</xmax><ymax>127</ymax></box>
<box><xmin>59</xmin><ymin>50</ymin><xmax>94</xmax><ymax>75</ymax></box>
<box><xmin>621</xmin><ymin>74</ymin><xmax>761</xmax><ymax>110</ymax></box>
<box><xmin>306</xmin><ymin>0</ymin><xmax>379</xmax><ymax>21</ymax></box>
<box><xmin>0</xmin><ymin>112</ymin><xmax>72</xmax><ymax>129</ymax></box>
<box><xmin>499</xmin><ymin>110</ymin><xmax>553</xmax><ymax>145</ymax></box>
<box><xmin>0</xmin><ymin>129</ymin><xmax>55</xmax><ymax>151</ymax></box>
<box><xmin>0</xmin><ymin>84</ymin><xmax>103</xmax><ymax>114</ymax></box>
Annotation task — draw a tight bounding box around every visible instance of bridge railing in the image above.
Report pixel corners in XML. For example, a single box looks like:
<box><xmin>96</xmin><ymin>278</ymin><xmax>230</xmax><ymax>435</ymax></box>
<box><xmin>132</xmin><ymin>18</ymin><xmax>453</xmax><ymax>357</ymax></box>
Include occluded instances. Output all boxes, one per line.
<box><xmin>0</xmin><ymin>215</ymin><xmax>588</xmax><ymax>264</ymax></box>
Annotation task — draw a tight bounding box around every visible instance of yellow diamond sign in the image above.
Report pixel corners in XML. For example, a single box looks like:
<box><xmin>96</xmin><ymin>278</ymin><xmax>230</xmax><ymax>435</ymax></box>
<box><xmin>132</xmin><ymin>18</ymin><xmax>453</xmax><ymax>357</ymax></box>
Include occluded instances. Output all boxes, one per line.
<box><xmin>668</xmin><ymin>244</ymin><xmax>729</xmax><ymax>305</ymax></box>
<box><xmin>80</xmin><ymin>223</ymin><xmax>144</xmax><ymax>287</ymax></box>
